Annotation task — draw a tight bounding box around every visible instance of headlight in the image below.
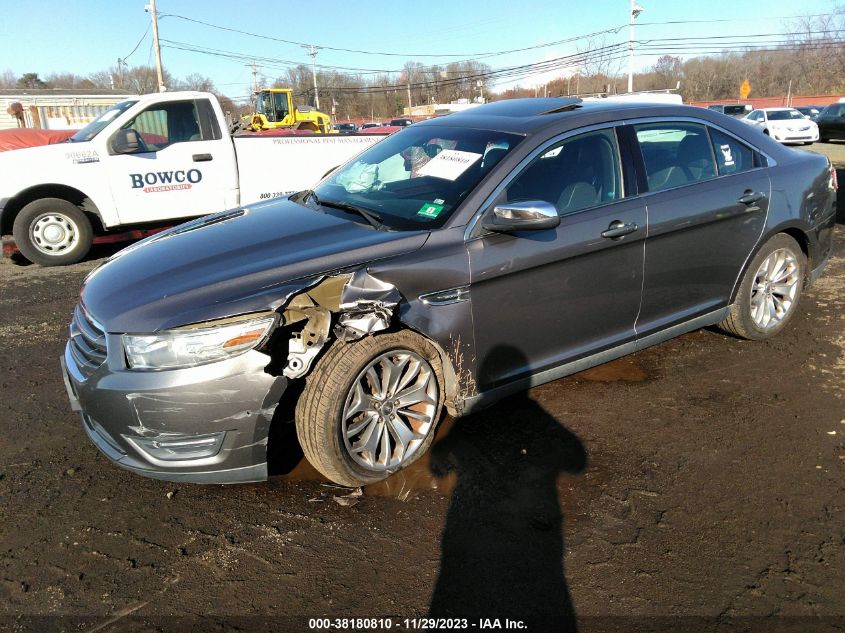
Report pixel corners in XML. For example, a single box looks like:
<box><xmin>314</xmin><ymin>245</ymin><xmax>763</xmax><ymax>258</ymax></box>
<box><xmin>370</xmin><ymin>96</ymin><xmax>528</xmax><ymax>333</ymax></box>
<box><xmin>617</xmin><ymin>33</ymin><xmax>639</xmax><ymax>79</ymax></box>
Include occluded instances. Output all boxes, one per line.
<box><xmin>123</xmin><ymin>312</ymin><xmax>276</xmax><ymax>370</ymax></box>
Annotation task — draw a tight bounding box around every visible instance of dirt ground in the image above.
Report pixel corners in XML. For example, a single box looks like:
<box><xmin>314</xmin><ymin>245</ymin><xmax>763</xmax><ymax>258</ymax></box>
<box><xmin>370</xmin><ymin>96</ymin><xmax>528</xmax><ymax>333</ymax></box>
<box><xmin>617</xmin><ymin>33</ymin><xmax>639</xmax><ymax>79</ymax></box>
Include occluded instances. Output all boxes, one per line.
<box><xmin>1</xmin><ymin>145</ymin><xmax>844</xmax><ymax>633</ymax></box>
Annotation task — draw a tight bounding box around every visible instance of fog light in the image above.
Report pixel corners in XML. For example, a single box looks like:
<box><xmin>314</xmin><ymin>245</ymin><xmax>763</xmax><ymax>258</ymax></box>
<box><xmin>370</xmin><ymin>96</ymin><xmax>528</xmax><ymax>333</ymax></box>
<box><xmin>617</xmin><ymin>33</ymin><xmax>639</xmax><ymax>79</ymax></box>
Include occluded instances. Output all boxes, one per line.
<box><xmin>126</xmin><ymin>431</ymin><xmax>225</xmax><ymax>461</ymax></box>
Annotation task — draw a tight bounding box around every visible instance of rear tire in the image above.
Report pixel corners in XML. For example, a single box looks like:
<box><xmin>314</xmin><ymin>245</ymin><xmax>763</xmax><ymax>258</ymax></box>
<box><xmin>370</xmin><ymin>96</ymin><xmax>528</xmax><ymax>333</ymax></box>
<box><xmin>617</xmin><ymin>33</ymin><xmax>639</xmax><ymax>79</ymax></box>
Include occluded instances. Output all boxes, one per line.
<box><xmin>717</xmin><ymin>234</ymin><xmax>806</xmax><ymax>340</ymax></box>
<box><xmin>295</xmin><ymin>330</ymin><xmax>445</xmax><ymax>487</ymax></box>
<box><xmin>12</xmin><ymin>198</ymin><xmax>93</xmax><ymax>266</ymax></box>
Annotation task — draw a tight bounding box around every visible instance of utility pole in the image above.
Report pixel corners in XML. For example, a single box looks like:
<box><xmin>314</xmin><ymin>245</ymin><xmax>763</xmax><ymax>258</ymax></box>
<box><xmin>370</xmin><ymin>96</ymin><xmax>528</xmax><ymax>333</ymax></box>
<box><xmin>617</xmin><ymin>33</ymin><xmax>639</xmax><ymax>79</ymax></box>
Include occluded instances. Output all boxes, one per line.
<box><xmin>407</xmin><ymin>83</ymin><xmax>412</xmax><ymax>114</ymax></box>
<box><xmin>146</xmin><ymin>0</ymin><xmax>166</xmax><ymax>92</ymax></box>
<box><xmin>628</xmin><ymin>0</ymin><xmax>644</xmax><ymax>93</ymax></box>
<box><xmin>116</xmin><ymin>58</ymin><xmax>126</xmax><ymax>89</ymax></box>
<box><xmin>247</xmin><ymin>62</ymin><xmax>259</xmax><ymax>92</ymax></box>
<box><xmin>306</xmin><ymin>45</ymin><xmax>320</xmax><ymax>110</ymax></box>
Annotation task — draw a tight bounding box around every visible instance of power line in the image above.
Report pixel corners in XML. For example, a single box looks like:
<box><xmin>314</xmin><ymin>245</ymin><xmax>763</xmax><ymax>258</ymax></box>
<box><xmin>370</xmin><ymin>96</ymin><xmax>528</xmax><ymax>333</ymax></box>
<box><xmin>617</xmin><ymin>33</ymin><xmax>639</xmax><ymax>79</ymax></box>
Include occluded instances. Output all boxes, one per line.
<box><xmin>122</xmin><ymin>23</ymin><xmax>151</xmax><ymax>63</ymax></box>
<box><xmin>159</xmin><ymin>9</ymin><xmax>841</xmax><ymax>61</ymax></box>
<box><xmin>160</xmin><ymin>11</ymin><xmax>628</xmax><ymax>60</ymax></box>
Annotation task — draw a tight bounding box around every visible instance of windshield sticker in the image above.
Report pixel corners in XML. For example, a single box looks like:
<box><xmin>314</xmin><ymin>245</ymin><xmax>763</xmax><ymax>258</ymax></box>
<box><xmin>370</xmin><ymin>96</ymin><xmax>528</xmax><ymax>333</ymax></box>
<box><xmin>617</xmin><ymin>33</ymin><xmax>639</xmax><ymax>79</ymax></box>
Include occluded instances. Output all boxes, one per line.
<box><xmin>417</xmin><ymin>202</ymin><xmax>445</xmax><ymax>218</ymax></box>
<box><xmin>720</xmin><ymin>144</ymin><xmax>735</xmax><ymax>166</ymax></box>
<box><xmin>416</xmin><ymin>149</ymin><xmax>482</xmax><ymax>181</ymax></box>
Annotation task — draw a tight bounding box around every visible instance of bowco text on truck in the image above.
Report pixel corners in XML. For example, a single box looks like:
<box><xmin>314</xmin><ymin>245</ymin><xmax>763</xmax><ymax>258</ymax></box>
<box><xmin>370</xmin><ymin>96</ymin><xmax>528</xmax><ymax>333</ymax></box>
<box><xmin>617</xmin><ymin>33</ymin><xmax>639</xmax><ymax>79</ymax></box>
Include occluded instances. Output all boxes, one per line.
<box><xmin>0</xmin><ymin>91</ymin><xmax>387</xmax><ymax>265</ymax></box>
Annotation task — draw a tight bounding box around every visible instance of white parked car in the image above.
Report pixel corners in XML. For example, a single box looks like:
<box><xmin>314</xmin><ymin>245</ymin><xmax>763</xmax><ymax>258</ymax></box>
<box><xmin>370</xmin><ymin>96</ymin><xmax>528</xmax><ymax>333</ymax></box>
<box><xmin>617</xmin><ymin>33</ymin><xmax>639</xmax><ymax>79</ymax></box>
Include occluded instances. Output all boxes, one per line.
<box><xmin>741</xmin><ymin>107</ymin><xmax>819</xmax><ymax>145</ymax></box>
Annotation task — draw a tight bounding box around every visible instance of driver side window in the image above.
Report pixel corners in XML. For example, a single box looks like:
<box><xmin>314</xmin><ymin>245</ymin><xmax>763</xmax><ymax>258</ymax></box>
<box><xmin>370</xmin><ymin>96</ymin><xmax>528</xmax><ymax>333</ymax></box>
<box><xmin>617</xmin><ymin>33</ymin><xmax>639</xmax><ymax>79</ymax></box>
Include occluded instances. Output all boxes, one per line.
<box><xmin>504</xmin><ymin>128</ymin><xmax>622</xmax><ymax>216</ymax></box>
<box><xmin>123</xmin><ymin>101</ymin><xmax>203</xmax><ymax>152</ymax></box>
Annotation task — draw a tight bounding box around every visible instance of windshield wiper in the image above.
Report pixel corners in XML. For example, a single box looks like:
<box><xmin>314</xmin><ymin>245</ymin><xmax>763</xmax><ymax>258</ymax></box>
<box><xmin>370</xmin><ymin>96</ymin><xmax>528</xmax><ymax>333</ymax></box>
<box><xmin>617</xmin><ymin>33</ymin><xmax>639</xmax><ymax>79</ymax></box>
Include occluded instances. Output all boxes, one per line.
<box><xmin>290</xmin><ymin>189</ymin><xmax>322</xmax><ymax>211</ymax></box>
<box><xmin>318</xmin><ymin>198</ymin><xmax>386</xmax><ymax>230</ymax></box>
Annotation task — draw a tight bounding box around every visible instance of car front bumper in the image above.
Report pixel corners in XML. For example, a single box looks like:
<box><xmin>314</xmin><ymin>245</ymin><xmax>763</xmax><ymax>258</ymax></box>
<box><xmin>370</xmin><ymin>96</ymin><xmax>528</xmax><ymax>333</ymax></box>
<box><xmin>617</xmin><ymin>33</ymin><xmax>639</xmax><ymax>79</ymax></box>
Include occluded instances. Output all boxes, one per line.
<box><xmin>772</xmin><ymin>129</ymin><xmax>819</xmax><ymax>143</ymax></box>
<box><xmin>62</xmin><ymin>337</ymin><xmax>287</xmax><ymax>484</ymax></box>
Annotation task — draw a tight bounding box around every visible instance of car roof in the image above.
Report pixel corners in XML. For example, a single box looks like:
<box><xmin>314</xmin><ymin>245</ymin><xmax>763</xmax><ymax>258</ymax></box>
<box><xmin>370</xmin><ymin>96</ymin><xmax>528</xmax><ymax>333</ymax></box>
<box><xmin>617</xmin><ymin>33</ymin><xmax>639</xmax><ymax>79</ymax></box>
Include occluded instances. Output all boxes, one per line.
<box><xmin>759</xmin><ymin>107</ymin><xmax>798</xmax><ymax>112</ymax></box>
<box><xmin>414</xmin><ymin>97</ymin><xmax>744</xmax><ymax>136</ymax></box>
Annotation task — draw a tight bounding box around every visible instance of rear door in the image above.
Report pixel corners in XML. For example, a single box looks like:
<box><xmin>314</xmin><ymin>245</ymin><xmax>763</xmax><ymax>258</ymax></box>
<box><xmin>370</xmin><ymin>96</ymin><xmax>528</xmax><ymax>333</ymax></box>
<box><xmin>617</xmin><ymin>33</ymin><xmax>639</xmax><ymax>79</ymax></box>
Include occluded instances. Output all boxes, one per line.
<box><xmin>467</xmin><ymin>126</ymin><xmax>647</xmax><ymax>390</ymax></box>
<box><xmin>107</xmin><ymin>98</ymin><xmax>238</xmax><ymax>225</ymax></box>
<box><xmin>630</xmin><ymin>120</ymin><xmax>770</xmax><ymax>337</ymax></box>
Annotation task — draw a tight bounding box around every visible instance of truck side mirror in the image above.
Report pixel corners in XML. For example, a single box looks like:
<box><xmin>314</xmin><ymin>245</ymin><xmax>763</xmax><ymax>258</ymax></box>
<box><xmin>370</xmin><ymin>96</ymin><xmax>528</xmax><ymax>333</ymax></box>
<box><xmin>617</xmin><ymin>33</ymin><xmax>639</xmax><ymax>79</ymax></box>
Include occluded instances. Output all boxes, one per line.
<box><xmin>111</xmin><ymin>129</ymin><xmax>142</xmax><ymax>154</ymax></box>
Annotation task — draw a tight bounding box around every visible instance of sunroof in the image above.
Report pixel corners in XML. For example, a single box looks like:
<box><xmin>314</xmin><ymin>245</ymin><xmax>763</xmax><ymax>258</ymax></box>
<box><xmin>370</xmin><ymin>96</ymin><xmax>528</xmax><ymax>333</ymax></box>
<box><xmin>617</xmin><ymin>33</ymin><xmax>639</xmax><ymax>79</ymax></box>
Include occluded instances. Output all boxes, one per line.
<box><xmin>450</xmin><ymin>97</ymin><xmax>583</xmax><ymax>118</ymax></box>
<box><xmin>542</xmin><ymin>99</ymin><xmax>583</xmax><ymax>114</ymax></box>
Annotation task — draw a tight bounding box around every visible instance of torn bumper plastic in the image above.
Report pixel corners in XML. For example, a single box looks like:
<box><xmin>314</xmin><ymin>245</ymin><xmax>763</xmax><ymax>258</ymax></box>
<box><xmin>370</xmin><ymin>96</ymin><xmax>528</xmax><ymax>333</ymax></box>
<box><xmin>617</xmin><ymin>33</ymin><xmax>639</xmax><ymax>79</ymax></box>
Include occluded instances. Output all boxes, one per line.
<box><xmin>62</xmin><ymin>339</ymin><xmax>287</xmax><ymax>484</ymax></box>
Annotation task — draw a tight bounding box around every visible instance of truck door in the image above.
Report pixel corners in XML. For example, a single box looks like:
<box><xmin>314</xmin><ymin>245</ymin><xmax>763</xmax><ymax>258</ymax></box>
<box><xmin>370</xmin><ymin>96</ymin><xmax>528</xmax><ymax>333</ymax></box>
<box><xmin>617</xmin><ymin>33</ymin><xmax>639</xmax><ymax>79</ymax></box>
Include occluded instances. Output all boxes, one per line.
<box><xmin>106</xmin><ymin>98</ymin><xmax>238</xmax><ymax>225</ymax></box>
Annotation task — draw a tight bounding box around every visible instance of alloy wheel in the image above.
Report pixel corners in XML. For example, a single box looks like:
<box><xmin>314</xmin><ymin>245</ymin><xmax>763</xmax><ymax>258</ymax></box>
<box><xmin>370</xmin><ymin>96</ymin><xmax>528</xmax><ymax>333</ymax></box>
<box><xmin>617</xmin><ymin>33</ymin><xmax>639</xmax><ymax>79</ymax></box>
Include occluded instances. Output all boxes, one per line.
<box><xmin>750</xmin><ymin>248</ymin><xmax>800</xmax><ymax>330</ymax></box>
<box><xmin>341</xmin><ymin>349</ymin><xmax>438</xmax><ymax>472</ymax></box>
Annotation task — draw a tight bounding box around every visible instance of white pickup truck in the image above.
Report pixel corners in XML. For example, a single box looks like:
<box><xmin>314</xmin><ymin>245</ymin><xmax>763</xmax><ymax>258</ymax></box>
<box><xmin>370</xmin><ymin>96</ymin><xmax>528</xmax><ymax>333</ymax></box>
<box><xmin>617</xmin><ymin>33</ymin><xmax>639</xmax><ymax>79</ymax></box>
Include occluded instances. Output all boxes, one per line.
<box><xmin>0</xmin><ymin>91</ymin><xmax>387</xmax><ymax>265</ymax></box>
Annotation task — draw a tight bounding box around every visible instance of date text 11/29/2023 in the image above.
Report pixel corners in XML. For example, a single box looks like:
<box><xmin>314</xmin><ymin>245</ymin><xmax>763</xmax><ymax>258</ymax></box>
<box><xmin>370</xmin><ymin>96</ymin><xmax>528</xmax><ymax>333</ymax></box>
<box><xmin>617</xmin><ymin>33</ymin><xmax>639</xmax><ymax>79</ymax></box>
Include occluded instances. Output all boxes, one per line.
<box><xmin>308</xmin><ymin>618</ymin><xmax>528</xmax><ymax>630</ymax></box>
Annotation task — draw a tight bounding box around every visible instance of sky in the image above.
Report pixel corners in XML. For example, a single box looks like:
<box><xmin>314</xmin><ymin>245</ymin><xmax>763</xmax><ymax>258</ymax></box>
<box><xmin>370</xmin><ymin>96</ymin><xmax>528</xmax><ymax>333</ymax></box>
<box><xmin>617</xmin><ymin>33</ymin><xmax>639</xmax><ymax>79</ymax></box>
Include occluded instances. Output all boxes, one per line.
<box><xmin>0</xmin><ymin>0</ymin><xmax>839</xmax><ymax>101</ymax></box>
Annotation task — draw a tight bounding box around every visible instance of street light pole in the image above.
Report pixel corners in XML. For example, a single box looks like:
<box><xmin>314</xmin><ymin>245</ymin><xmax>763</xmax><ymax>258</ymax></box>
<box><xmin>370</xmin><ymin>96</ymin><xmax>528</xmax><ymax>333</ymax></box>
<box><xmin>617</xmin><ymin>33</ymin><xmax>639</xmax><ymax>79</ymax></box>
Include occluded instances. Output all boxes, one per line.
<box><xmin>628</xmin><ymin>0</ymin><xmax>644</xmax><ymax>93</ymax></box>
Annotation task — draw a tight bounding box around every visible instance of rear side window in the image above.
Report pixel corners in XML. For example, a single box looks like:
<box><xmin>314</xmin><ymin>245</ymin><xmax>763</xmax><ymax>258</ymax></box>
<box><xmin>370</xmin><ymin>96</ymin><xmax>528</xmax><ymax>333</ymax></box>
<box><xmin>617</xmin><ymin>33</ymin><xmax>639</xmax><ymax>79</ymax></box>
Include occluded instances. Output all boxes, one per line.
<box><xmin>709</xmin><ymin>128</ymin><xmax>754</xmax><ymax>176</ymax></box>
<box><xmin>505</xmin><ymin>128</ymin><xmax>621</xmax><ymax>216</ymax></box>
<box><xmin>196</xmin><ymin>99</ymin><xmax>222</xmax><ymax>141</ymax></box>
<box><xmin>634</xmin><ymin>122</ymin><xmax>716</xmax><ymax>192</ymax></box>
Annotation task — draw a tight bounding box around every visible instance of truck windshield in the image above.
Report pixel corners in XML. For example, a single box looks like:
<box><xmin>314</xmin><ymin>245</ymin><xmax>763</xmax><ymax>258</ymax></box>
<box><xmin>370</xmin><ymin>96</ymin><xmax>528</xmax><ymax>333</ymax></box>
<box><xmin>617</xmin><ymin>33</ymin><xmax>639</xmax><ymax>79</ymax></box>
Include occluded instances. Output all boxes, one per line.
<box><xmin>310</xmin><ymin>126</ymin><xmax>523</xmax><ymax>230</ymax></box>
<box><xmin>69</xmin><ymin>100</ymin><xmax>138</xmax><ymax>142</ymax></box>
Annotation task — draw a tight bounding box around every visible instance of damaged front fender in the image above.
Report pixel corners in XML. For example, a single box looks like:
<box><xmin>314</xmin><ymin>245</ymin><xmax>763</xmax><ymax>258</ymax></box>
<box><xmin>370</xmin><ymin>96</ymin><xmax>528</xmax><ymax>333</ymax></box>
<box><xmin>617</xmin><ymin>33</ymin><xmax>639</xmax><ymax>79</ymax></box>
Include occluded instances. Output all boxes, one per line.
<box><xmin>280</xmin><ymin>270</ymin><xmax>401</xmax><ymax>378</ymax></box>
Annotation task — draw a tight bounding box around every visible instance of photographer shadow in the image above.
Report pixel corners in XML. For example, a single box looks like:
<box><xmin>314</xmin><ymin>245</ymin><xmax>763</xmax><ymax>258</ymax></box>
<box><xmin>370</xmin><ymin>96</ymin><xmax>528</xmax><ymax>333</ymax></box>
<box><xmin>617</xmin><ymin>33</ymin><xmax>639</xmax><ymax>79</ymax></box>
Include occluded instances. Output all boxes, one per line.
<box><xmin>428</xmin><ymin>345</ymin><xmax>587</xmax><ymax>631</ymax></box>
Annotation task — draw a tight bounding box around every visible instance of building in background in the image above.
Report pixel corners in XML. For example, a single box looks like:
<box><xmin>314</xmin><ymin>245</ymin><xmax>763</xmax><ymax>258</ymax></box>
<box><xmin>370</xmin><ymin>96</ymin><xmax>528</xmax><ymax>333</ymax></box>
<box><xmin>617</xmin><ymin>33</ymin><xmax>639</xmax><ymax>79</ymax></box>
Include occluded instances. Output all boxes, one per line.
<box><xmin>0</xmin><ymin>89</ymin><xmax>134</xmax><ymax>130</ymax></box>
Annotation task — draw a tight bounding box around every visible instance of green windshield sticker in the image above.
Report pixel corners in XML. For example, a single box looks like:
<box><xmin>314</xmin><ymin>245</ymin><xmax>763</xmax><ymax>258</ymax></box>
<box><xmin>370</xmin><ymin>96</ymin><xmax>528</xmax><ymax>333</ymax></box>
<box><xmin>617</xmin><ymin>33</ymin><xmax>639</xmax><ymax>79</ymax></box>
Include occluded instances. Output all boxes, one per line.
<box><xmin>417</xmin><ymin>202</ymin><xmax>444</xmax><ymax>218</ymax></box>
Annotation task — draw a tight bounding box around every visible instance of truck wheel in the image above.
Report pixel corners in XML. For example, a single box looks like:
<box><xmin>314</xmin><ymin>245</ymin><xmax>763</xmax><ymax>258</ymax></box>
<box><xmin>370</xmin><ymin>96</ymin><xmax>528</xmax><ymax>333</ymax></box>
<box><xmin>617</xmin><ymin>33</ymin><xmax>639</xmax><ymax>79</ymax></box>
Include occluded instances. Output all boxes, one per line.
<box><xmin>12</xmin><ymin>198</ymin><xmax>93</xmax><ymax>266</ymax></box>
<box><xmin>717</xmin><ymin>233</ymin><xmax>805</xmax><ymax>340</ymax></box>
<box><xmin>295</xmin><ymin>330</ymin><xmax>445</xmax><ymax>487</ymax></box>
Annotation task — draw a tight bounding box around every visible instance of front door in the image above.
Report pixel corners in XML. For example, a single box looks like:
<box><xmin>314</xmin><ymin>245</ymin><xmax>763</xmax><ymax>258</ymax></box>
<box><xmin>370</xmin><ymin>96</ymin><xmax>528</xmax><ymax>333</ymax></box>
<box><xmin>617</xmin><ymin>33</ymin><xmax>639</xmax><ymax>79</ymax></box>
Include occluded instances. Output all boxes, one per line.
<box><xmin>107</xmin><ymin>99</ymin><xmax>238</xmax><ymax>225</ymax></box>
<box><xmin>467</xmin><ymin>127</ymin><xmax>646</xmax><ymax>391</ymax></box>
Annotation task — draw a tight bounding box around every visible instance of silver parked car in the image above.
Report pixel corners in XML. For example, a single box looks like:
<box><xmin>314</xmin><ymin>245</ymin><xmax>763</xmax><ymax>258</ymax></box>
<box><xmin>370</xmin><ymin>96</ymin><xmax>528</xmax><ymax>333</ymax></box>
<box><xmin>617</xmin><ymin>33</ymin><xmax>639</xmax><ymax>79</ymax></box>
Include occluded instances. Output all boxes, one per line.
<box><xmin>63</xmin><ymin>98</ymin><xmax>838</xmax><ymax>487</ymax></box>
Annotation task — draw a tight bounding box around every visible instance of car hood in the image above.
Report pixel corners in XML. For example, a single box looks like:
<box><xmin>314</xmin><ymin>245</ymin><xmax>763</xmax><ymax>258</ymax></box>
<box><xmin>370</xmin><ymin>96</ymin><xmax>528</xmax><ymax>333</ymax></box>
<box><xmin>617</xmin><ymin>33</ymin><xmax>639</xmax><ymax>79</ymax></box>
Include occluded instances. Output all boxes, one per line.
<box><xmin>81</xmin><ymin>199</ymin><xmax>429</xmax><ymax>332</ymax></box>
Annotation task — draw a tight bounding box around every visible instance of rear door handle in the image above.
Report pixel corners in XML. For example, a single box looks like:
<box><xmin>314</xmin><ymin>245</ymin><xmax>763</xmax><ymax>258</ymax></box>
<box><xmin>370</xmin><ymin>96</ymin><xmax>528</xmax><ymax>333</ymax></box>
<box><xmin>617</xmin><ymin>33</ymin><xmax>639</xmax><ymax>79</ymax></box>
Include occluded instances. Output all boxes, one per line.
<box><xmin>738</xmin><ymin>191</ymin><xmax>765</xmax><ymax>205</ymax></box>
<box><xmin>601</xmin><ymin>220</ymin><xmax>638</xmax><ymax>239</ymax></box>
<box><xmin>192</xmin><ymin>153</ymin><xmax>213</xmax><ymax>162</ymax></box>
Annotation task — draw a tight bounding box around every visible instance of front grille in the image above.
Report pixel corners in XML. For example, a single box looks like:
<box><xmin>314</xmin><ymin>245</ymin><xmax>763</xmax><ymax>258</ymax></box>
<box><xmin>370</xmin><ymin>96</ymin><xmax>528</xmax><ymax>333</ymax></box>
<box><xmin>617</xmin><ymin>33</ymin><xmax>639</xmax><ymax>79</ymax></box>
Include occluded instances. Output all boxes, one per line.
<box><xmin>68</xmin><ymin>304</ymin><xmax>107</xmax><ymax>373</ymax></box>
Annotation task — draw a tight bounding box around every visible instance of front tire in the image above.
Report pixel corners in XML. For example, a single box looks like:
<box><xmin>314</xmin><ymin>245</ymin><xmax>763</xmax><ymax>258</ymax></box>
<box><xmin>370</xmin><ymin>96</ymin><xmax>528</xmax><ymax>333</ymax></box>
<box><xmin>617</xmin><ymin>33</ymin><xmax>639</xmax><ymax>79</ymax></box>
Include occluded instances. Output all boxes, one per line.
<box><xmin>12</xmin><ymin>198</ymin><xmax>93</xmax><ymax>266</ymax></box>
<box><xmin>717</xmin><ymin>234</ymin><xmax>806</xmax><ymax>340</ymax></box>
<box><xmin>295</xmin><ymin>330</ymin><xmax>445</xmax><ymax>487</ymax></box>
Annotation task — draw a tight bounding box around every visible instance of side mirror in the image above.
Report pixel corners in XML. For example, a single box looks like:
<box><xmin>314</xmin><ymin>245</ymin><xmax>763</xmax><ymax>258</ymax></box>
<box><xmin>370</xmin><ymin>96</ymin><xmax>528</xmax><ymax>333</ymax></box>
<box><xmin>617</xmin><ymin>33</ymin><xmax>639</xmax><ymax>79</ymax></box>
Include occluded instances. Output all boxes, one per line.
<box><xmin>481</xmin><ymin>200</ymin><xmax>560</xmax><ymax>233</ymax></box>
<box><xmin>111</xmin><ymin>128</ymin><xmax>142</xmax><ymax>154</ymax></box>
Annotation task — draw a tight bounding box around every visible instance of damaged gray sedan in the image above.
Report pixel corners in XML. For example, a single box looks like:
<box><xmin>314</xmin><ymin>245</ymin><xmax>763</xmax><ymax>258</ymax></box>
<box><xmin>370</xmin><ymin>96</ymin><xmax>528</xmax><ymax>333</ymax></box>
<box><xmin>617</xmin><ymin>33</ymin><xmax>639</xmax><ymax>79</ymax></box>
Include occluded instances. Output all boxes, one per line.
<box><xmin>62</xmin><ymin>98</ymin><xmax>838</xmax><ymax>487</ymax></box>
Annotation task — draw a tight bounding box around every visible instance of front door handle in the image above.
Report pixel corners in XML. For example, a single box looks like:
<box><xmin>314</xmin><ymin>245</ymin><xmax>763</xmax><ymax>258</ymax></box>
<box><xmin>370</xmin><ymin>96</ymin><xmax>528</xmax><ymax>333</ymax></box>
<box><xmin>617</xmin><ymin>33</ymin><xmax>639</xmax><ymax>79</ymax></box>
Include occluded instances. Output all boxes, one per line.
<box><xmin>738</xmin><ymin>191</ymin><xmax>765</xmax><ymax>205</ymax></box>
<box><xmin>192</xmin><ymin>153</ymin><xmax>213</xmax><ymax>162</ymax></box>
<box><xmin>601</xmin><ymin>220</ymin><xmax>638</xmax><ymax>239</ymax></box>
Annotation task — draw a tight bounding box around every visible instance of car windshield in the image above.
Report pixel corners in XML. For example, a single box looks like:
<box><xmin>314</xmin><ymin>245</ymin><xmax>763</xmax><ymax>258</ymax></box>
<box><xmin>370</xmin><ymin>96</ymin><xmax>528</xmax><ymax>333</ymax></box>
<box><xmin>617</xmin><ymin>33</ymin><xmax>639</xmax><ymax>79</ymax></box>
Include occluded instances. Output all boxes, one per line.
<box><xmin>69</xmin><ymin>100</ymin><xmax>137</xmax><ymax>142</ymax></box>
<box><xmin>767</xmin><ymin>110</ymin><xmax>806</xmax><ymax>121</ymax></box>
<box><xmin>724</xmin><ymin>106</ymin><xmax>748</xmax><ymax>115</ymax></box>
<box><xmin>309</xmin><ymin>125</ymin><xmax>523</xmax><ymax>230</ymax></box>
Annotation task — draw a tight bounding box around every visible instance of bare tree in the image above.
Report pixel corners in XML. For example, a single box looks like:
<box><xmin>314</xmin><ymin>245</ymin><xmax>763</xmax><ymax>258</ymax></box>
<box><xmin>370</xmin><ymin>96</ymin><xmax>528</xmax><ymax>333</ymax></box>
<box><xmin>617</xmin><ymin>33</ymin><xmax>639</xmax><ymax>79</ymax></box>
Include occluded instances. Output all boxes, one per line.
<box><xmin>0</xmin><ymin>69</ymin><xmax>17</xmax><ymax>88</ymax></box>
